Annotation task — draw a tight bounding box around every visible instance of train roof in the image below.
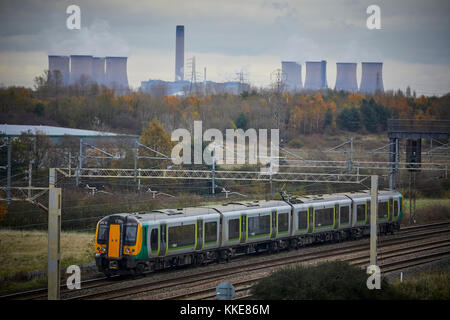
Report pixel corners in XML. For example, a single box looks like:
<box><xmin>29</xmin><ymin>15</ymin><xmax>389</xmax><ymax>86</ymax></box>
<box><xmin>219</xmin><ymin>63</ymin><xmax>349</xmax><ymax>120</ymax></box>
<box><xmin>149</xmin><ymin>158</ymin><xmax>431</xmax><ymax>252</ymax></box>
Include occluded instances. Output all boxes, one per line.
<box><xmin>121</xmin><ymin>200</ymin><xmax>290</xmax><ymax>222</ymax></box>
<box><xmin>107</xmin><ymin>191</ymin><xmax>401</xmax><ymax>222</ymax></box>
<box><xmin>205</xmin><ymin>200</ymin><xmax>290</xmax><ymax>213</ymax></box>
<box><xmin>286</xmin><ymin>190</ymin><xmax>401</xmax><ymax>205</ymax></box>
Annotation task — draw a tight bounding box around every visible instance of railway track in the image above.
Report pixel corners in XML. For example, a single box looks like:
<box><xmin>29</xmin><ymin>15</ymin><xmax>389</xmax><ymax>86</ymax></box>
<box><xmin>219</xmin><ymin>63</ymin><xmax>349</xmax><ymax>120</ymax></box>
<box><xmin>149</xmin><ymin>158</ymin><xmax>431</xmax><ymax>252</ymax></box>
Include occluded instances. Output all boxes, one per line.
<box><xmin>163</xmin><ymin>237</ymin><xmax>450</xmax><ymax>300</ymax></box>
<box><xmin>67</xmin><ymin>228</ymin><xmax>450</xmax><ymax>300</ymax></box>
<box><xmin>1</xmin><ymin>220</ymin><xmax>449</xmax><ymax>300</ymax></box>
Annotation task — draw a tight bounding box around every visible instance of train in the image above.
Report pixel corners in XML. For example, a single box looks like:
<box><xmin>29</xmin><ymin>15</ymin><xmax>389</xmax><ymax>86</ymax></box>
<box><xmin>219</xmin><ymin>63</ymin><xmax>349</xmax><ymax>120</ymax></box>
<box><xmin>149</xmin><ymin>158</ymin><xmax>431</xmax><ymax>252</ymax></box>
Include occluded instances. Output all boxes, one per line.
<box><xmin>94</xmin><ymin>190</ymin><xmax>403</xmax><ymax>276</ymax></box>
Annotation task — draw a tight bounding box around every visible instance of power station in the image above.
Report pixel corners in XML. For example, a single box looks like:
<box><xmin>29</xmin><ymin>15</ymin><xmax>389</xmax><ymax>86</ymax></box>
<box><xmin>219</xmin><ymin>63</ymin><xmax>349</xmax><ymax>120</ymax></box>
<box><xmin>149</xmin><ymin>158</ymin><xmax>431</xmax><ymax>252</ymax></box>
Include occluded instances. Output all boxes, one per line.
<box><xmin>48</xmin><ymin>55</ymin><xmax>129</xmax><ymax>91</ymax></box>
<box><xmin>48</xmin><ymin>55</ymin><xmax>70</xmax><ymax>85</ymax></box>
<box><xmin>48</xmin><ymin>25</ymin><xmax>386</xmax><ymax>96</ymax></box>
<box><xmin>304</xmin><ymin>60</ymin><xmax>327</xmax><ymax>90</ymax></box>
<box><xmin>69</xmin><ymin>55</ymin><xmax>93</xmax><ymax>84</ymax></box>
<box><xmin>281</xmin><ymin>61</ymin><xmax>302</xmax><ymax>92</ymax></box>
<box><xmin>359</xmin><ymin>62</ymin><xmax>384</xmax><ymax>93</ymax></box>
<box><xmin>335</xmin><ymin>62</ymin><xmax>358</xmax><ymax>93</ymax></box>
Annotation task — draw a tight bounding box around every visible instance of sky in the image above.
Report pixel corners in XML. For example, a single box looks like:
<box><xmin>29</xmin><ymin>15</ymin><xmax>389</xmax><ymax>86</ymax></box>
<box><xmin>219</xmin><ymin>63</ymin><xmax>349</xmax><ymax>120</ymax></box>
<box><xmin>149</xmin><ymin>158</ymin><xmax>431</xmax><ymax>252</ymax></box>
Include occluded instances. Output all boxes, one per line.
<box><xmin>0</xmin><ymin>0</ymin><xmax>449</xmax><ymax>95</ymax></box>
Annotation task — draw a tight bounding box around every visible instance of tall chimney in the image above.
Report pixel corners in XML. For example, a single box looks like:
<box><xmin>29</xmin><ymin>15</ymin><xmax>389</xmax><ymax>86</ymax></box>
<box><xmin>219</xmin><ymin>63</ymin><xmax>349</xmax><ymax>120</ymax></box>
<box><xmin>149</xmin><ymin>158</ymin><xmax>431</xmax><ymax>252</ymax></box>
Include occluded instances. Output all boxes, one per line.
<box><xmin>48</xmin><ymin>55</ymin><xmax>70</xmax><ymax>85</ymax></box>
<box><xmin>281</xmin><ymin>61</ymin><xmax>302</xmax><ymax>92</ymax></box>
<box><xmin>335</xmin><ymin>62</ymin><xmax>358</xmax><ymax>92</ymax></box>
<box><xmin>360</xmin><ymin>62</ymin><xmax>384</xmax><ymax>93</ymax></box>
<box><xmin>175</xmin><ymin>25</ymin><xmax>185</xmax><ymax>81</ymax></box>
<box><xmin>70</xmin><ymin>55</ymin><xmax>93</xmax><ymax>84</ymax></box>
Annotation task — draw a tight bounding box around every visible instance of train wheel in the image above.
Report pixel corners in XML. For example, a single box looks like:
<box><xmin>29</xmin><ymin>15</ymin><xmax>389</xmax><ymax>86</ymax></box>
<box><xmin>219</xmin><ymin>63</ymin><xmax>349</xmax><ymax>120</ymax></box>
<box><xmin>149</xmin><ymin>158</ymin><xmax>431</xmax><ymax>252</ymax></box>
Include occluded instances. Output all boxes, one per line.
<box><xmin>136</xmin><ymin>263</ymin><xmax>145</xmax><ymax>276</ymax></box>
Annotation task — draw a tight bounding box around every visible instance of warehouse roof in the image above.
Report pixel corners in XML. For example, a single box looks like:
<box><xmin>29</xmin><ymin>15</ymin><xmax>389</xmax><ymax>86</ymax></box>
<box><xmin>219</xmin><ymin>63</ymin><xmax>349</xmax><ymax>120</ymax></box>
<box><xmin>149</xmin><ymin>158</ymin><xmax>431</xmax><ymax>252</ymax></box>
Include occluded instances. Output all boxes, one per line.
<box><xmin>0</xmin><ymin>124</ymin><xmax>138</xmax><ymax>139</ymax></box>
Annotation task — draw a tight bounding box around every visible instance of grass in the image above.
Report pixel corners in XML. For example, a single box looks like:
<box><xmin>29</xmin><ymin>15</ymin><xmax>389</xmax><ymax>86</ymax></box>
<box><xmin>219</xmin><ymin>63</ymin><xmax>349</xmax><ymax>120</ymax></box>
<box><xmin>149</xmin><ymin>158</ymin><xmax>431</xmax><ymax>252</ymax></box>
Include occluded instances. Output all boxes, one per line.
<box><xmin>402</xmin><ymin>198</ymin><xmax>450</xmax><ymax>225</ymax></box>
<box><xmin>0</xmin><ymin>229</ymin><xmax>95</xmax><ymax>277</ymax></box>
<box><xmin>391</xmin><ymin>267</ymin><xmax>450</xmax><ymax>299</ymax></box>
<box><xmin>0</xmin><ymin>229</ymin><xmax>95</xmax><ymax>293</ymax></box>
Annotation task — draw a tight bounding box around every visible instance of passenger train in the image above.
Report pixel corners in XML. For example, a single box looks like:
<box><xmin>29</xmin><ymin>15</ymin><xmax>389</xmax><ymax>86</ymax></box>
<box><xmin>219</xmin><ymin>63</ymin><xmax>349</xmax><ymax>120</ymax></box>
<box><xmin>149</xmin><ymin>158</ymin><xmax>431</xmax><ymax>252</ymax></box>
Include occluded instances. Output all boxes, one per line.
<box><xmin>94</xmin><ymin>190</ymin><xmax>403</xmax><ymax>276</ymax></box>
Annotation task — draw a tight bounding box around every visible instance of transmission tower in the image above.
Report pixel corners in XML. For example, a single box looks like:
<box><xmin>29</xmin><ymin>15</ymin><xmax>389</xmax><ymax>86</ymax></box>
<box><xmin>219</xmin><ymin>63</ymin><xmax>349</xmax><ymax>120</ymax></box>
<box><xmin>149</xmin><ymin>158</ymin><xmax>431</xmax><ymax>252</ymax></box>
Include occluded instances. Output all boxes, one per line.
<box><xmin>270</xmin><ymin>68</ymin><xmax>286</xmax><ymax>95</ymax></box>
<box><xmin>187</xmin><ymin>57</ymin><xmax>203</xmax><ymax>95</ymax></box>
<box><xmin>234</xmin><ymin>68</ymin><xmax>249</xmax><ymax>94</ymax></box>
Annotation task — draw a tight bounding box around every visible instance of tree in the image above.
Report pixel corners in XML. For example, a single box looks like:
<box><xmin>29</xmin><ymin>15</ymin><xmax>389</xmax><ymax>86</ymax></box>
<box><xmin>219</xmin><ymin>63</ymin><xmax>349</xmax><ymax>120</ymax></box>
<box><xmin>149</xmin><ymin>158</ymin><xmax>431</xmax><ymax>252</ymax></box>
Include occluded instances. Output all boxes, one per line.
<box><xmin>337</xmin><ymin>107</ymin><xmax>361</xmax><ymax>132</ymax></box>
<box><xmin>323</xmin><ymin>107</ymin><xmax>333</xmax><ymax>129</ymax></box>
<box><xmin>235</xmin><ymin>112</ymin><xmax>249</xmax><ymax>130</ymax></box>
<box><xmin>139</xmin><ymin>119</ymin><xmax>174</xmax><ymax>168</ymax></box>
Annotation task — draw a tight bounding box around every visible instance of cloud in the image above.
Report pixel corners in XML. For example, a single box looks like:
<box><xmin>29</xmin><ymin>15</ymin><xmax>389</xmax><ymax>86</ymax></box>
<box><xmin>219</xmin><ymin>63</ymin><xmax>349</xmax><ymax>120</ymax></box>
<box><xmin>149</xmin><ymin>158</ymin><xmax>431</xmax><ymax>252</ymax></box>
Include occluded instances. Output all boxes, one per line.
<box><xmin>47</xmin><ymin>19</ymin><xmax>130</xmax><ymax>57</ymax></box>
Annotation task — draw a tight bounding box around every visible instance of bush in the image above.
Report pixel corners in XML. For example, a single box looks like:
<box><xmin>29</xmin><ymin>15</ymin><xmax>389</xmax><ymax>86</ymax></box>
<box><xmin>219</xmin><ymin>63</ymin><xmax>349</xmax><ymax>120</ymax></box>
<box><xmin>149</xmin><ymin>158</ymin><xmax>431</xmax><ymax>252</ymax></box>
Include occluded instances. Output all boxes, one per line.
<box><xmin>251</xmin><ymin>261</ymin><xmax>404</xmax><ymax>300</ymax></box>
<box><xmin>287</xmin><ymin>138</ymin><xmax>304</xmax><ymax>149</ymax></box>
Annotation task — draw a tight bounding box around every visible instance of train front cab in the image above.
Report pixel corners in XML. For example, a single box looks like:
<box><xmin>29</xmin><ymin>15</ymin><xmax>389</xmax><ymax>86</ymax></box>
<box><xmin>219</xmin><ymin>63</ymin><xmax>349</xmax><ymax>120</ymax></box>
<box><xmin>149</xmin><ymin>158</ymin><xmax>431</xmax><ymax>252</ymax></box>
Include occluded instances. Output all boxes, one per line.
<box><xmin>94</xmin><ymin>214</ymin><xmax>143</xmax><ymax>275</ymax></box>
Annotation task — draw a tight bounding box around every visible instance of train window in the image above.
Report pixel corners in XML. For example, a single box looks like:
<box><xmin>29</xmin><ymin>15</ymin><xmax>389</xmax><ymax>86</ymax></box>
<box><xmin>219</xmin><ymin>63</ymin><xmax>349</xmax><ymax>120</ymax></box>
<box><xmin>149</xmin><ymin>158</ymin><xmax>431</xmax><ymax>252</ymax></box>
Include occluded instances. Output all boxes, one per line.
<box><xmin>124</xmin><ymin>225</ymin><xmax>137</xmax><ymax>245</ymax></box>
<box><xmin>278</xmin><ymin>212</ymin><xmax>289</xmax><ymax>233</ymax></box>
<box><xmin>248</xmin><ymin>214</ymin><xmax>270</xmax><ymax>237</ymax></box>
<box><xmin>150</xmin><ymin>228</ymin><xmax>158</xmax><ymax>252</ymax></box>
<box><xmin>394</xmin><ymin>199</ymin><xmax>399</xmax><ymax>217</ymax></box>
<box><xmin>228</xmin><ymin>218</ymin><xmax>240</xmax><ymax>241</ymax></box>
<box><xmin>168</xmin><ymin>224</ymin><xmax>195</xmax><ymax>249</ymax></box>
<box><xmin>357</xmin><ymin>203</ymin><xmax>366</xmax><ymax>222</ymax></box>
<box><xmin>315</xmin><ymin>207</ymin><xmax>334</xmax><ymax>228</ymax></box>
<box><xmin>340</xmin><ymin>206</ymin><xmax>350</xmax><ymax>225</ymax></box>
<box><xmin>378</xmin><ymin>202</ymin><xmax>389</xmax><ymax>219</ymax></box>
<box><xmin>298</xmin><ymin>210</ymin><xmax>308</xmax><ymax>230</ymax></box>
<box><xmin>97</xmin><ymin>224</ymin><xmax>108</xmax><ymax>244</ymax></box>
<box><xmin>205</xmin><ymin>221</ymin><xmax>217</xmax><ymax>244</ymax></box>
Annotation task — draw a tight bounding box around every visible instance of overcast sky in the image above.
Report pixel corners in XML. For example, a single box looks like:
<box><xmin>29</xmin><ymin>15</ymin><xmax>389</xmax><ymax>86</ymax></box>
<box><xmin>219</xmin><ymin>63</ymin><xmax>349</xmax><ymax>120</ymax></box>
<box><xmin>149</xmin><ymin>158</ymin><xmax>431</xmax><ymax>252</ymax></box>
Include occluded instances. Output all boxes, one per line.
<box><xmin>0</xmin><ymin>0</ymin><xmax>449</xmax><ymax>95</ymax></box>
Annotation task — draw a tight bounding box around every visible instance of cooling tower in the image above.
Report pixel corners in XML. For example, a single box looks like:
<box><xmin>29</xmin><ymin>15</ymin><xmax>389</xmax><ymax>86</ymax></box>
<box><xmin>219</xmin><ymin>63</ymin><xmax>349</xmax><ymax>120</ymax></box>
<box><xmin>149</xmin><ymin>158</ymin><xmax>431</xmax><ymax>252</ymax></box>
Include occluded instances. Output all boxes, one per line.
<box><xmin>359</xmin><ymin>62</ymin><xmax>384</xmax><ymax>93</ymax></box>
<box><xmin>48</xmin><ymin>55</ymin><xmax>70</xmax><ymax>85</ymax></box>
<box><xmin>282</xmin><ymin>61</ymin><xmax>302</xmax><ymax>92</ymax></box>
<box><xmin>335</xmin><ymin>63</ymin><xmax>358</xmax><ymax>92</ymax></box>
<box><xmin>92</xmin><ymin>57</ymin><xmax>105</xmax><ymax>85</ymax></box>
<box><xmin>105</xmin><ymin>56</ymin><xmax>129</xmax><ymax>89</ymax></box>
<box><xmin>175</xmin><ymin>25</ymin><xmax>184</xmax><ymax>81</ymax></box>
<box><xmin>304</xmin><ymin>60</ymin><xmax>327</xmax><ymax>90</ymax></box>
<box><xmin>70</xmin><ymin>55</ymin><xmax>93</xmax><ymax>84</ymax></box>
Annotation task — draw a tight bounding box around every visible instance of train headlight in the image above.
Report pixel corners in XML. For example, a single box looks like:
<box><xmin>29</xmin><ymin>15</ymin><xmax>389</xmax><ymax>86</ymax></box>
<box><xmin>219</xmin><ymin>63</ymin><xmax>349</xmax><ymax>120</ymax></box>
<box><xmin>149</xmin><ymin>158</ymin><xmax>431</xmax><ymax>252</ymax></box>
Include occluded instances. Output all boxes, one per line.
<box><xmin>125</xmin><ymin>248</ymin><xmax>130</xmax><ymax>253</ymax></box>
<box><xmin>101</xmin><ymin>247</ymin><xmax>106</xmax><ymax>253</ymax></box>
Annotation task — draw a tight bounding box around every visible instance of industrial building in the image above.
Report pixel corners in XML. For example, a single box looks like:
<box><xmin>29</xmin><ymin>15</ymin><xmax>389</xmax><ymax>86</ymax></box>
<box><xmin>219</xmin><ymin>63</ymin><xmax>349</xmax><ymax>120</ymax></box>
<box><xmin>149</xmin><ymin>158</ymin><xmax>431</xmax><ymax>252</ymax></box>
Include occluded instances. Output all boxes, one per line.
<box><xmin>48</xmin><ymin>55</ymin><xmax>129</xmax><ymax>91</ymax></box>
<box><xmin>282</xmin><ymin>61</ymin><xmax>302</xmax><ymax>92</ymax></box>
<box><xmin>140</xmin><ymin>79</ymin><xmax>249</xmax><ymax>96</ymax></box>
<box><xmin>304</xmin><ymin>60</ymin><xmax>327</xmax><ymax>90</ymax></box>
<box><xmin>335</xmin><ymin>62</ymin><xmax>358</xmax><ymax>92</ymax></box>
<box><xmin>69</xmin><ymin>55</ymin><xmax>93</xmax><ymax>84</ymax></box>
<box><xmin>359</xmin><ymin>62</ymin><xmax>384</xmax><ymax>93</ymax></box>
<box><xmin>48</xmin><ymin>55</ymin><xmax>70</xmax><ymax>85</ymax></box>
<box><xmin>105</xmin><ymin>56</ymin><xmax>129</xmax><ymax>89</ymax></box>
<box><xmin>0</xmin><ymin>124</ymin><xmax>138</xmax><ymax>144</ymax></box>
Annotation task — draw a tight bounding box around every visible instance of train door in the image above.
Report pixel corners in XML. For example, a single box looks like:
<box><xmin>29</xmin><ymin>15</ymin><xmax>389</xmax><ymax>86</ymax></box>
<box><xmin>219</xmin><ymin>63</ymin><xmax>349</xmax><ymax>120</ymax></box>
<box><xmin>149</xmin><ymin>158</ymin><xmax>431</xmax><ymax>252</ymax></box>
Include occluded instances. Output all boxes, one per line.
<box><xmin>388</xmin><ymin>198</ymin><xmax>394</xmax><ymax>221</ymax></box>
<box><xmin>240</xmin><ymin>214</ymin><xmax>247</xmax><ymax>244</ymax></box>
<box><xmin>334</xmin><ymin>204</ymin><xmax>339</xmax><ymax>229</ymax></box>
<box><xmin>159</xmin><ymin>223</ymin><xmax>167</xmax><ymax>256</ymax></box>
<box><xmin>108</xmin><ymin>224</ymin><xmax>122</xmax><ymax>258</ymax></box>
<box><xmin>308</xmin><ymin>207</ymin><xmax>314</xmax><ymax>233</ymax></box>
<box><xmin>270</xmin><ymin>210</ymin><xmax>277</xmax><ymax>238</ymax></box>
<box><xmin>196</xmin><ymin>218</ymin><xmax>204</xmax><ymax>250</ymax></box>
